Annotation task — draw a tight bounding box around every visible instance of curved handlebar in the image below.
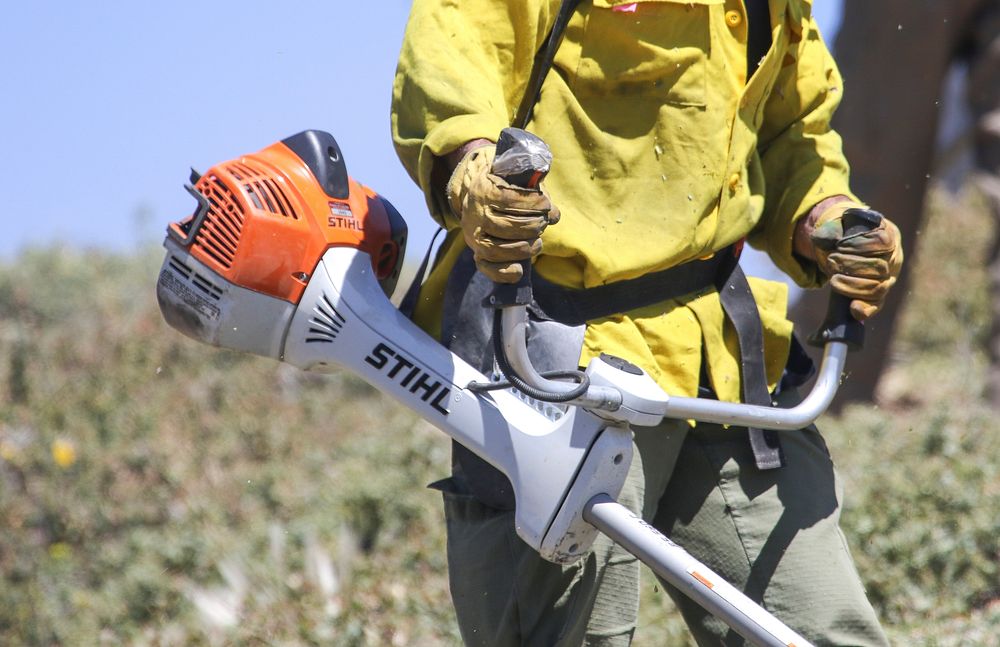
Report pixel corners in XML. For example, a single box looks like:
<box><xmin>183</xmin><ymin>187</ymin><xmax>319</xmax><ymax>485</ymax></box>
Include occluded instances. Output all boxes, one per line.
<box><xmin>475</xmin><ymin>128</ymin><xmax>605</xmax><ymax>404</ymax></box>
<box><xmin>482</xmin><ymin>129</ymin><xmax>873</xmax><ymax>430</ymax></box>
<box><xmin>499</xmin><ymin>307</ymin><xmax>624</xmax><ymax>411</ymax></box>
<box><xmin>660</xmin><ymin>342</ymin><xmax>848</xmax><ymax>430</ymax></box>
<box><xmin>483</xmin><ymin>128</ymin><xmax>551</xmax><ymax>309</ymax></box>
<box><xmin>807</xmin><ymin>208</ymin><xmax>883</xmax><ymax>350</ymax></box>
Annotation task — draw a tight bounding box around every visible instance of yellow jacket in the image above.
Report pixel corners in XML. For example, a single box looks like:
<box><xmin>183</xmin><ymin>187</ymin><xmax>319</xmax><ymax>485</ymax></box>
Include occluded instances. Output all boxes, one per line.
<box><xmin>392</xmin><ymin>0</ymin><xmax>857</xmax><ymax>403</ymax></box>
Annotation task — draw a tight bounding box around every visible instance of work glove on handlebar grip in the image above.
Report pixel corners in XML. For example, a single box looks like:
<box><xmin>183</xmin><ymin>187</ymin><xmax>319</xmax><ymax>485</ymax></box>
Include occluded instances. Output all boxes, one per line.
<box><xmin>810</xmin><ymin>201</ymin><xmax>904</xmax><ymax>321</ymax></box>
<box><xmin>446</xmin><ymin>145</ymin><xmax>560</xmax><ymax>284</ymax></box>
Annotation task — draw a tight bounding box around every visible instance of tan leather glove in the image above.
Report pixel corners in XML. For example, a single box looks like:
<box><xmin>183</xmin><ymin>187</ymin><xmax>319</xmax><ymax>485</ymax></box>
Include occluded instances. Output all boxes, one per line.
<box><xmin>809</xmin><ymin>201</ymin><xmax>904</xmax><ymax>321</ymax></box>
<box><xmin>446</xmin><ymin>144</ymin><xmax>560</xmax><ymax>283</ymax></box>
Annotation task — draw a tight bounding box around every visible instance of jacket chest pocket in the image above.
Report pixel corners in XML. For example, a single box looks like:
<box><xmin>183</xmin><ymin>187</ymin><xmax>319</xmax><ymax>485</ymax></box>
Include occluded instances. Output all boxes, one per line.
<box><xmin>575</xmin><ymin>0</ymin><xmax>722</xmax><ymax>107</ymax></box>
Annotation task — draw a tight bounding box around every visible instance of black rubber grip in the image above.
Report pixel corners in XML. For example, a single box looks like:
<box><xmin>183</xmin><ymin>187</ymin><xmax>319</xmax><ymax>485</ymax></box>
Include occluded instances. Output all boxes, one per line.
<box><xmin>808</xmin><ymin>208</ymin><xmax>884</xmax><ymax>350</ymax></box>
<box><xmin>483</xmin><ymin>128</ymin><xmax>550</xmax><ymax>309</ymax></box>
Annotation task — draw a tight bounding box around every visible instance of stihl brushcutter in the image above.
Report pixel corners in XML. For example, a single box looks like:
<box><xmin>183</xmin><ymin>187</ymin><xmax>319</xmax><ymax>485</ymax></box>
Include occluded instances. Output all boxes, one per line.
<box><xmin>156</xmin><ymin>129</ymin><xmax>880</xmax><ymax>647</ymax></box>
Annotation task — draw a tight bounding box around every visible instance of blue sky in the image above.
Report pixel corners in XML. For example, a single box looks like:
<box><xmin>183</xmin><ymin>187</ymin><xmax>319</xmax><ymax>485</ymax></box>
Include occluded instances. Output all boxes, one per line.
<box><xmin>0</xmin><ymin>1</ymin><xmax>843</xmax><ymax>266</ymax></box>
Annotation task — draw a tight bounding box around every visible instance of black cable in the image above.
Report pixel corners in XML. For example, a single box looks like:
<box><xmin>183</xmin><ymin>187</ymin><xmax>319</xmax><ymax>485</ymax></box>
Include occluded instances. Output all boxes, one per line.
<box><xmin>467</xmin><ymin>310</ymin><xmax>591</xmax><ymax>403</ymax></box>
<box><xmin>468</xmin><ymin>370</ymin><xmax>585</xmax><ymax>394</ymax></box>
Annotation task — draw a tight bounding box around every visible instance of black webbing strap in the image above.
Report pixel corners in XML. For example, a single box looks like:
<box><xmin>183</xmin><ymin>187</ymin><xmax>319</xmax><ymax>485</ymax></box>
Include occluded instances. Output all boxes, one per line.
<box><xmin>717</xmin><ymin>258</ymin><xmax>785</xmax><ymax>470</ymax></box>
<box><xmin>532</xmin><ymin>243</ymin><xmax>785</xmax><ymax>470</ymax></box>
<box><xmin>399</xmin><ymin>227</ymin><xmax>445</xmax><ymax>319</ymax></box>
<box><xmin>745</xmin><ymin>0</ymin><xmax>773</xmax><ymax>78</ymax></box>
<box><xmin>513</xmin><ymin>0</ymin><xmax>585</xmax><ymax>129</ymax></box>
<box><xmin>734</xmin><ymin>2</ymin><xmax>777</xmax><ymax>470</ymax></box>
<box><xmin>531</xmin><ymin>249</ymin><xmax>732</xmax><ymax>326</ymax></box>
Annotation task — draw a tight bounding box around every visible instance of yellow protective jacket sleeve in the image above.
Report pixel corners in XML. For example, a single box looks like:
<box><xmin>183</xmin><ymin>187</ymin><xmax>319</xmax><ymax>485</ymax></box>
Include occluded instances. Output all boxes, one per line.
<box><xmin>392</xmin><ymin>0</ymin><xmax>559</xmax><ymax>230</ymax></box>
<box><xmin>392</xmin><ymin>0</ymin><xmax>856</xmax><ymax>404</ymax></box>
<box><xmin>750</xmin><ymin>2</ymin><xmax>861</xmax><ymax>288</ymax></box>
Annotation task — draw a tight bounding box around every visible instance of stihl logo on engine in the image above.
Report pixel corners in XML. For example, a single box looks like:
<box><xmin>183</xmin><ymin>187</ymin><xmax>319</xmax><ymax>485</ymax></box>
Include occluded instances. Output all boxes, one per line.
<box><xmin>328</xmin><ymin>202</ymin><xmax>361</xmax><ymax>232</ymax></box>
<box><xmin>365</xmin><ymin>343</ymin><xmax>451</xmax><ymax>415</ymax></box>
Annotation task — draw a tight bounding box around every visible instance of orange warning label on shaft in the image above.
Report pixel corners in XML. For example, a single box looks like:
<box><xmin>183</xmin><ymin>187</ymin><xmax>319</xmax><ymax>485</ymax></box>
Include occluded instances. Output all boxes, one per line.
<box><xmin>690</xmin><ymin>570</ymin><xmax>715</xmax><ymax>589</ymax></box>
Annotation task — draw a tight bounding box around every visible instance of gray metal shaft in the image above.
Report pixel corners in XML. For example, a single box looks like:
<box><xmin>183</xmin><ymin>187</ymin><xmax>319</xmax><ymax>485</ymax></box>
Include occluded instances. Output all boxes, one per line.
<box><xmin>583</xmin><ymin>494</ymin><xmax>814</xmax><ymax>647</ymax></box>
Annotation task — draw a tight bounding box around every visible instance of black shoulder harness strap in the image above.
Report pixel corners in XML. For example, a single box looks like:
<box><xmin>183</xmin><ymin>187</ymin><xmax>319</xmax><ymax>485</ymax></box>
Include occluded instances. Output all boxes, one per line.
<box><xmin>745</xmin><ymin>0</ymin><xmax>773</xmax><ymax>77</ymax></box>
<box><xmin>513</xmin><ymin>0</ymin><xmax>585</xmax><ymax>129</ymax></box>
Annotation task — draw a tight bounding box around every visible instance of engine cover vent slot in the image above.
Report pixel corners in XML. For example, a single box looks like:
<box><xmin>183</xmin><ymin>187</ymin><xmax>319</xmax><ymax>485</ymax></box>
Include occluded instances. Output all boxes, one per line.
<box><xmin>164</xmin><ymin>255</ymin><xmax>223</xmax><ymax>302</ymax></box>
<box><xmin>168</xmin><ymin>256</ymin><xmax>193</xmax><ymax>279</ymax></box>
<box><xmin>227</xmin><ymin>161</ymin><xmax>299</xmax><ymax>220</ymax></box>
<box><xmin>193</xmin><ymin>176</ymin><xmax>244</xmax><ymax>269</ymax></box>
<box><xmin>191</xmin><ymin>272</ymin><xmax>223</xmax><ymax>301</ymax></box>
<box><xmin>306</xmin><ymin>293</ymin><xmax>347</xmax><ymax>343</ymax></box>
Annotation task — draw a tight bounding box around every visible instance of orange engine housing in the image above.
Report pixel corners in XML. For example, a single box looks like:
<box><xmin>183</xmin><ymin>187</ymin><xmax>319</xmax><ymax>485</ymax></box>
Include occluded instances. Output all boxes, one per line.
<box><xmin>167</xmin><ymin>130</ymin><xmax>407</xmax><ymax>303</ymax></box>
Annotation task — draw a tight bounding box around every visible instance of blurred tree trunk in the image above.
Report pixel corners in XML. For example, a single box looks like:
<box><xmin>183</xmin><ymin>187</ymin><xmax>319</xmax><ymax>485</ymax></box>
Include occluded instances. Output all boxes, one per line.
<box><xmin>793</xmin><ymin>0</ymin><xmax>1000</xmax><ymax>406</ymax></box>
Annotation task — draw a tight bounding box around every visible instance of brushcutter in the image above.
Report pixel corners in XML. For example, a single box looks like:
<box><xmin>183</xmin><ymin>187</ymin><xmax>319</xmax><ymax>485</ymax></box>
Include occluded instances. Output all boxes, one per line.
<box><xmin>156</xmin><ymin>128</ymin><xmax>879</xmax><ymax>647</ymax></box>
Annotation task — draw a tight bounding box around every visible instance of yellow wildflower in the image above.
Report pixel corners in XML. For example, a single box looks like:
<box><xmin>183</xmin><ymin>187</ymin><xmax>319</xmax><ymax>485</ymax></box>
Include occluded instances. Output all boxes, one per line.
<box><xmin>51</xmin><ymin>438</ymin><xmax>77</xmax><ymax>468</ymax></box>
<box><xmin>0</xmin><ymin>441</ymin><xmax>16</xmax><ymax>462</ymax></box>
<box><xmin>49</xmin><ymin>542</ymin><xmax>71</xmax><ymax>560</ymax></box>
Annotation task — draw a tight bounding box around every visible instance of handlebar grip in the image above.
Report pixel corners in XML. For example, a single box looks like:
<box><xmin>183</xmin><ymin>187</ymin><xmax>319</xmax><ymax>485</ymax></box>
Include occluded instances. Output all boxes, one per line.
<box><xmin>484</xmin><ymin>128</ymin><xmax>552</xmax><ymax>308</ymax></box>
<box><xmin>807</xmin><ymin>208</ymin><xmax>884</xmax><ymax>350</ymax></box>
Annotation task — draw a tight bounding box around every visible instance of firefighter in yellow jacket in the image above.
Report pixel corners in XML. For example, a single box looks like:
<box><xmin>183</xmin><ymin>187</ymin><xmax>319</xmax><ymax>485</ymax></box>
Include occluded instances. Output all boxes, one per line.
<box><xmin>392</xmin><ymin>1</ymin><xmax>901</xmax><ymax>644</ymax></box>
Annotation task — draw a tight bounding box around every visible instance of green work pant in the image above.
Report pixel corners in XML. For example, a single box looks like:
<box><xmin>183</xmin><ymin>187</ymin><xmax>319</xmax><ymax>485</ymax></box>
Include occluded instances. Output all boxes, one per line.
<box><xmin>438</xmin><ymin>392</ymin><xmax>889</xmax><ymax>646</ymax></box>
